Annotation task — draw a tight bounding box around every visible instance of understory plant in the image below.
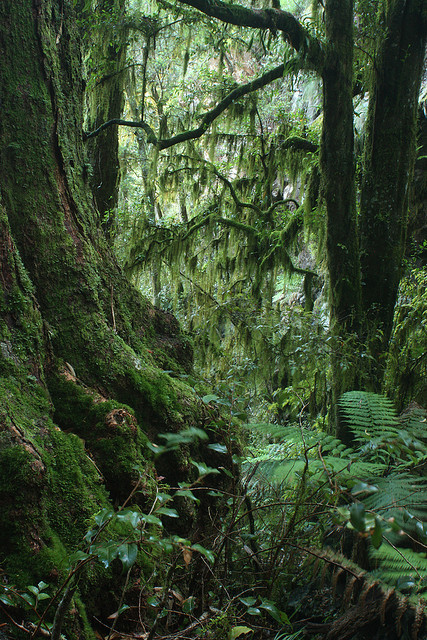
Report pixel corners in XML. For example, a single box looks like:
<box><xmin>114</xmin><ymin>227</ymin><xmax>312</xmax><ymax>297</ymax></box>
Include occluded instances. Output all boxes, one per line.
<box><xmin>2</xmin><ymin>391</ymin><xmax>426</xmax><ymax>640</ymax></box>
<box><xmin>242</xmin><ymin>391</ymin><xmax>427</xmax><ymax>602</ymax></box>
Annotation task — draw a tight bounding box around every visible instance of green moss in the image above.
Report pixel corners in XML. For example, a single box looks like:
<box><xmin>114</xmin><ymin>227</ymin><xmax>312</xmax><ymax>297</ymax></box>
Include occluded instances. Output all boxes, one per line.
<box><xmin>47</xmin><ymin>371</ymin><xmax>155</xmax><ymax>501</ymax></box>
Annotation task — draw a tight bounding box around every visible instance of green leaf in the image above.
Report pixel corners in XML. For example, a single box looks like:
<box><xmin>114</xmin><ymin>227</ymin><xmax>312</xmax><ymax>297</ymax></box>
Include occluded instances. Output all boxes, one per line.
<box><xmin>175</xmin><ymin>489</ymin><xmax>200</xmax><ymax>504</ymax></box>
<box><xmin>84</xmin><ymin>528</ymin><xmax>97</xmax><ymax>543</ymax></box>
<box><xmin>156</xmin><ymin>492</ymin><xmax>173</xmax><ymax>504</ymax></box>
<box><xmin>415</xmin><ymin>521</ymin><xmax>427</xmax><ymax>542</ymax></box>
<box><xmin>228</xmin><ymin>626</ymin><xmax>252</xmax><ymax>639</ymax></box>
<box><xmin>191</xmin><ymin>460</ymin><xmax>220</xmax><ymax>477</ymax></box>
<box><xmin>0</xmin><ymin>593</ymin><xmax>16</xmax><ymax>606</ymax></box>
<box><xmin>202</xmin><ymin>394</ymin><xmax>220</xmax><ymax>404</ymax></box>
<box><xmin>182</xmin><ymin>596</ymin><xmax>195</xmax><ymax>613</ymax></box>
<box><xmin>239</xmin><ymin>596</ymin><xmax>257</xmax><ymax>607</ymax></box>
<box><xmin>116</xmin><ymin>508</ymin><xmax>141</xmax><ymax>528</ymax></box>
<box><xmin>156</xmin><ymin>507</ymin><xmax>179</xmax><ymax>518</ymax></box>
<box><xmin>21</xmin><ymin>593</ymin><xmax>35</xmax><ymax>607</ymax></box>
<box><xmin>207</xmin><ymin>443</ymin><xmax>228</xmax><ymax>454</ymax></box>
<box><xmin>141</xmin><ymin>513</ymin><xmax>163</xmax><ymax>526</ymax></box>
<box><xmin>247</xmin><ymin>607</ymin><xmax>261</xmax><ymax>616</ymax></box>
<box><xmin>117</xmin><ymin>543</ymin><xmax>138</xmax><ymax>570</ymax></box>
<box><xmin>37</xmin><ymin>581</ymin><xmax>48</xmax><ymax>591</ymax></box>
<box><xmin>259</xmin><ymin>599</ymin><xmax>290</xmax><ymax>624</ymax></box>
<box><xmin>90</xmin><ymin>541</ymin><xmax>119</xmax><ymax>568</ymax></box>
<box><xmin>147</xmin><ymin>595</ymin><xmax>160</xmax><ymax>607</ymax></box>
<box><xmin>396</xmin><ymin>577</ymin><xmax>416</xmax><ymax>592</ymax></box>
<box><xmin>68</xmin><ymin>550</ymin><xmax>91</xmax><ymax>565</ymax></box>
<box><xmin>37</xmin><ymin>593</ymin><xmax>51</xmax><ymax>601</ymax></box>
<box><xmin>118</xmin><ymin>604</ymin><xmax>130</xmax><ymax>615</ymax></box>
<box><xmin>94</xmin><ymin>508</ymin><xmax>114</xmax><ymax>527</ymax></box>
<box><xmin>371</xmin><ymin>518</ymin><xmax>383</xmax><ymax>549</ymax></box>
<box><xmin>191</xmin><ymin>543</ymin><xmax>215</xmax><ymax>563</ymax></box>
<box><xmin>349</xmin><ymin>503</ymin><xmax>366</xmax><ymax>532</ymax></box>
<box><xmin>351</xmin><ymin>482</ymin><xmax>378</xmax><ymax>496</ymax></box>
<box><xmin>158</xmin><ymin>428</ymin><xmax>208</xmax><ymax>448</ymax></box>
<box><xmin>27</xmin><ymin>585</ymin><xmax>40</xmax><ymax>596</ymax></box>
<box><xmin>147</xmin><ymin>442</ymin><xmax>168</xmax><ymax>455</ymax></box>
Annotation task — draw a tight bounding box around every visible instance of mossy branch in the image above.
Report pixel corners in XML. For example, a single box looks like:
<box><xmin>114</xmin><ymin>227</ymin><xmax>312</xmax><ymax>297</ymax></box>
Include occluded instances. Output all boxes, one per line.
<box><xmin>282</xmin><ymin>136</ymin><xmax>319</xmax><ymax>153</ymax></box>
<box><xmin>84</xmin><ymin>64</ymin><xmax>285</xmax><ymax>145</ymax></box>
<box><xmin>175</xmin><ymin>0</ymin><xmax>324</xmax><ymax>70</ymax></box>
<box><xmin>181</xmin><ymin>213</ymin><xmax>257</xmax><ymax>241</ymax></box>
<box><xmin>84</xmin><ymin>119</ymin><xmax>157</xmax><ymax>142</ymax></box>
<box><xmin>205</xmin><ymin>161</ymin><xmax>300</xmax><ymax>219</ymax></box>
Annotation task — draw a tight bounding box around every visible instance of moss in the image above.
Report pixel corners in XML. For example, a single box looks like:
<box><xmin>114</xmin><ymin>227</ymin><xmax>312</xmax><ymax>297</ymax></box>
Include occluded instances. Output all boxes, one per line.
<box><xmin>47</xmin><ymin>371</ymin><xmax>155</xmax><ymax>501</ymax></box>
<box><xmin>0</xmin><ymin>2</ymin><xmax>229</xmax><ymax>637</ymax></box>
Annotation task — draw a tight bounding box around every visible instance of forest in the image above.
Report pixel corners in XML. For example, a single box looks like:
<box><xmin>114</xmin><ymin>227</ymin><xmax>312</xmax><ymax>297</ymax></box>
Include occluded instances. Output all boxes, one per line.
<box><xmin>0</xmin><ymin>0</ymin><xmax>426</xmax><ymax>638</ymax></box>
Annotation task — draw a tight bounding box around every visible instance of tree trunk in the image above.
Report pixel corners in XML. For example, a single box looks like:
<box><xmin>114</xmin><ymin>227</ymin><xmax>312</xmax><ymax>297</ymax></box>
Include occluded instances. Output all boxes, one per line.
<box><xmin>359</xmin><ymin>0</ymin><xmax>427</xmax><ymax>389</ymax></box>
<box><xmin>0</xmin><ymin>0</ymin><xmax>216</xmax><ymax>632</ymax></box>
<box><xmin>320</xmin><ymin>0</ymin><xmax>362</xmax><ymax>436</ymax></box>
<box><xmin>85</xmin><ymin>0</ymin><xmax>128</xmax><ymax>237</ymax></box>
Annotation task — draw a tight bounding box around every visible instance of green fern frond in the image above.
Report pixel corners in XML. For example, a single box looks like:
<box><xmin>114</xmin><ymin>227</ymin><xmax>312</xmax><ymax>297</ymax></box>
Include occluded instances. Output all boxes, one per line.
<box><xmin>363</xmin><ymin>473</ymin><xmax>427</xmax><ymax>520</ymax></box>
<box><xmin>242</xmin><ymin>422</ymin><xmax>384</xmax><ymax>487</ymax></box>
<box><xmin>370</xmin><ymin>544</ymin><xmax>427</xmax><ymax>593</ymax></box>
<box><xmin>338</xmin><ymin>391</ymin><xmax>399</xmax><ymax>443</ymax></box>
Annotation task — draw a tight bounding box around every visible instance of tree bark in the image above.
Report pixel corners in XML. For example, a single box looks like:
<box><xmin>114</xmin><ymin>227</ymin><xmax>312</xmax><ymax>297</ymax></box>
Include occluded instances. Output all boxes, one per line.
<box><xmin>0</xmin><ymin>1</ymin><xmax>215</xmax><ymax>631</ymax></box>
<box><xmin>84</xmin><ymin>0</ymin><xmax>128</xmax><ymax>238</ymax></box>
<box><xmin>319</xmin><ymin>0</ymin><xmax>363</xmax><ymax>436</ymax></box>
<box><xmin>359</xmin><ymin>0</ymin><xmax>427</xmax><ymax>389</ymax></box>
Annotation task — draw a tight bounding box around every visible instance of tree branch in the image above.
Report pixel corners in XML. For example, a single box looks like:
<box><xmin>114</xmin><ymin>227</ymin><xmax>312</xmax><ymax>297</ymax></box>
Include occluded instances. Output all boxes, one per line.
<box><xmin>83</xmin><ymin>119</ymin><xmax>157</xmax><ymax>142</ymax></box>
<box><xmin>175</xmin><ymin>0</ymin><xmax>324</xmax><ymax>68</ymax></box>
<box><xmin>282</xmin><ymin>136</ymin><xmax>319</xmax><ymax>153</ymax></box>
<box><xmin>85</xmin><ymin>64</ymin><xmax>286</xmax><ymax>144</ymax></box>
<box><xmin>158</xmin><ymin>63</ymin><xmax>286</xmax><ymax>148</ymax></box>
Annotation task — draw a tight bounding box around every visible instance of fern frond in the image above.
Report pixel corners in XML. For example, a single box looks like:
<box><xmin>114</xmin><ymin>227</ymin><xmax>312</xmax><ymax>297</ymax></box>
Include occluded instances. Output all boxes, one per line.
<box><xmin>370</xmin><ymin>544</ymin><xmax>427</xmax><ymax>594</ymax></box>
<box><xmin>363</xmin><ymin>473</ymin><xmax>427</xmax><ymax>520</ymax></box>
<box><xmin>338</xmin><ymin>391</ymin><xmax>399</xmax><ymax>443</ymax></box>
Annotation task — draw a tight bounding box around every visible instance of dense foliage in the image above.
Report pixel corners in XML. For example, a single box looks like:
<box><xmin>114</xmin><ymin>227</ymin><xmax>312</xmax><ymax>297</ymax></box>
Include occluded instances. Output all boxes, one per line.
<box><xmin>0</xmin><ymin>0</ymin><xmax>426</xmax><ymax>638</ymax></box>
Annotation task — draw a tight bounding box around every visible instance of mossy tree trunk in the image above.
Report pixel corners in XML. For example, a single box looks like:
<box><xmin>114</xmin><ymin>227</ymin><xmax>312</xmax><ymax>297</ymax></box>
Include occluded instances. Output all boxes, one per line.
<box><xmin>84</xmin><ymin>0</ymin><xmax>128</xmax><ymax>238</ymax></box>
<box><xmin>359</xmin><ymin>0</ymin><xmax>427</xmax><ymax>389</ymax></box>
<box><xmin>0</xmin><ymin>1</ymin><xmax>221</xmax><ymax>634</ymax></box>
<box><xmin>320</xmin><ymin>0</ymin><xmax>363</xmax><ymax>434</ymax></box>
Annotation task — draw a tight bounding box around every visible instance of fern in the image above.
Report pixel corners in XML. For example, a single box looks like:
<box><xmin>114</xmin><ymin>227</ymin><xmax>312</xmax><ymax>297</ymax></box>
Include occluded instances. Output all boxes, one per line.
<box><xmin>244</xmin><ymin>393</ymin><xmax>427</xmax><ymax>597</ymax></box>
<box><xmin>363</xmin><ymin>473</ymin><xmax>427</xmax><ymax>521</ymax></box>
<box><xmin>243</xmin><ymin>421</ymin><xmax>383</xmax><ymax>489</ymax></box>
<box><xmin>338</xmin><ymin>390</ymin><xmax>400</xmax><ymax>443</ymax></box>
<box><xmin>370</xmin><ymin>544</ymin><xmax>427</xmax><ymax>595</ymax></box>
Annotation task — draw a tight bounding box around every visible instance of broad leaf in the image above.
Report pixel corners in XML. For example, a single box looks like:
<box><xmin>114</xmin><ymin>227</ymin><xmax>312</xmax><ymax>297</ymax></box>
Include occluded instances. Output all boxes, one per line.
<box><xmin>117</xmin><ymin>543</ymin><xmax>138</xmax><ymax>570</ymax></box>
<box><xmin>228</xmin><ymin>626</ymin><xmax>252</xmax><ymax>639</ymax></box>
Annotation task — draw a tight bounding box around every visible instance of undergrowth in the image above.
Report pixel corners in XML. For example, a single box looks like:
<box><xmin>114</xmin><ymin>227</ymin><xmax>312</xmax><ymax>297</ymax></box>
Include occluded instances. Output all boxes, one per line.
<box><xmin>1</xmin><ymin>390</ymin><xmax>427</xmax><ymax>639</ymax></box>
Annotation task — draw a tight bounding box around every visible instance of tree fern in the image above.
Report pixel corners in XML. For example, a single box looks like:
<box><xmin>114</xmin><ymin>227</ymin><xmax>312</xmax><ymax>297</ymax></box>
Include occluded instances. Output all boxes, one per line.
<box><xmin>370</xmin><ymin>544</ymin><xmax>427</xmax><ymax>595</ymax></box>
<box><xmin>244</xmin><ymin>394</ymin><xmax>427</xmax><ymax>596</ymax></box>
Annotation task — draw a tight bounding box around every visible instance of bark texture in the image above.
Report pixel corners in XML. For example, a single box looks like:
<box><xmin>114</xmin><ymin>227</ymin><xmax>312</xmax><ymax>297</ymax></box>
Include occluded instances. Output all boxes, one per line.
<box><xmin>0</xmin><ymin>1</ymin><xmax>222</xmax><ymax>635</ymax></box>
<box><xmin>359</xmin><ymin>0</ymin><xmax>427</xmax><ymax>388</ymax></box>
<box><xmin>84</xmin><ymin>0</ymin><xmax>128</xmax><ymax>237</ymax></box>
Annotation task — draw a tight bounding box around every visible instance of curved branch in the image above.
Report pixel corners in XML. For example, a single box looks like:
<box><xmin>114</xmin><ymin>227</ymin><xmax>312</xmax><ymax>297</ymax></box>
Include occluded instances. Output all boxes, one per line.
<box><xmin>84</xmin><ymin>64</ymin><xmax>286</xmax><ymax>145</ymax></box>
<box><xmin>83</xmin><ymin>119</ymin><xmax>157</xmax><ymax>142</ymax></box>
<box><xmin>157</xmin><ymin>63</ymin><xmax>286</xmax><ymax>149</ymax></box>
<box><xmin>175</xmin><ymin>0</ymin><xmax>324</xmax><ymax>70</ymax></box>
<box><xmin>182</xmin><ymin>212</ymin><xmax>258</xmax><ymax>241</ymax></box>
<box><xmin>208</xmin><ymin>164</ymin><xmax>263</xmax><ymax>215</ymax></box>
<box><xmin>216</xmin><ymin>216</ymin><xmax>258</xmax><ymax>235</ymax></box>
<box><xmin>267</xmin><ymin>198</ymin><xmax>300</xmax><ymax>216</ymax></box>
